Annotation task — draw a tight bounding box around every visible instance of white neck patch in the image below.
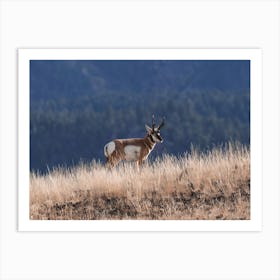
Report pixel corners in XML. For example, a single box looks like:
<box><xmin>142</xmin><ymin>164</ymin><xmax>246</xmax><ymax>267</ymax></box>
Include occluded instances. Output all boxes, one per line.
<box><xmin>151</xmin><ymin>134</ymin><xmax>159</xmax><ymax>143</ymax></box>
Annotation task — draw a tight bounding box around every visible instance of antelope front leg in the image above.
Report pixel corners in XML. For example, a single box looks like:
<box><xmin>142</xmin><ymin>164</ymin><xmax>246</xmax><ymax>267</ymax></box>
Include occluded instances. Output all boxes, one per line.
<box><xmin>136</xmin><ymin>160</ymin><xmax>143</xmax><ymax>171</ymax></box>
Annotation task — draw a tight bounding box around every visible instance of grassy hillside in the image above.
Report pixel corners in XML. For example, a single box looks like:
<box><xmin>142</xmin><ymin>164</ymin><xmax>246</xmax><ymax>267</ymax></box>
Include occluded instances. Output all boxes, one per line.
<box><xmin>30</xmin><ymin>144</ymin><xmax>250</xmax><ymax>220</ymax></box>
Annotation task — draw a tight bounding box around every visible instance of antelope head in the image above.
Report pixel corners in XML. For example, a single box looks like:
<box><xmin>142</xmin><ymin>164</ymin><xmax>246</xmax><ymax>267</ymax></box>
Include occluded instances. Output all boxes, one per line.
<box><xmin>145</xmin><ymin>116</ymin><xmax>165</xmax><ymax>143</ymax></box>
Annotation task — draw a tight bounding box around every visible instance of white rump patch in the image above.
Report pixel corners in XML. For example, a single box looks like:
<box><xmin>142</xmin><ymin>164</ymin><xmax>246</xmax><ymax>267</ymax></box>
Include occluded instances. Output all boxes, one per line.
<box><xmin>124</xmin><ymin>145</ymin><xmax>141</xmax><ymax>161</ymax></box>
<box><xmin>104</xmin><ymin>141</ymin><xmax>116</xmax><ymax>157</ymax></box>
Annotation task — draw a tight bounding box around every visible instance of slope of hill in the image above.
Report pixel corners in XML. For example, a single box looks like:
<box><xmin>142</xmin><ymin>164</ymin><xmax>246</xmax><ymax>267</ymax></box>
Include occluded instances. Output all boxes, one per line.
<box><xmin>30</xmin><ymin>60</ymin><xmax>250</xmax><ymax>101</ymax></box>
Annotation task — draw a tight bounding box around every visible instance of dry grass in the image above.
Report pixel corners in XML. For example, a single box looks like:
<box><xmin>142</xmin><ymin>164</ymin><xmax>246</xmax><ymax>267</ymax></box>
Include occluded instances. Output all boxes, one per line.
<box><xmin>30</xmin><ymin>143</ymin><xmax>250</xmax><ymax>220</ymax></box>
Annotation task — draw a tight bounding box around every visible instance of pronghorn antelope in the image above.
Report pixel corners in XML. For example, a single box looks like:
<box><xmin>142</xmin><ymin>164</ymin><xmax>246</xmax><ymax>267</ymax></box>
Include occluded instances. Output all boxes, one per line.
<box><xmin>104</xmin><ymin>117</ymin><xmax>165</xmax><ymax>167</ymax></box>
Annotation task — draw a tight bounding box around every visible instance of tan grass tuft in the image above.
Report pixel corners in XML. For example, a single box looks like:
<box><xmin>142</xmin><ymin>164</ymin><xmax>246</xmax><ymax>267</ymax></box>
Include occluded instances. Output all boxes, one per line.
<box><xmin>30</xmin><ymin>143</ymin><xmax>250</xmax><ymax>220</ymax></box>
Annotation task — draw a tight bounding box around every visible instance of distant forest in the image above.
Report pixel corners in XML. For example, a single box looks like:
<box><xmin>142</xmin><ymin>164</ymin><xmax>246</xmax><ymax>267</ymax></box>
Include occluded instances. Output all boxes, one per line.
<box><xmin>30</xmin><ymin>60</ymin><xmax>250</xmax><ymax>173</ymax></box>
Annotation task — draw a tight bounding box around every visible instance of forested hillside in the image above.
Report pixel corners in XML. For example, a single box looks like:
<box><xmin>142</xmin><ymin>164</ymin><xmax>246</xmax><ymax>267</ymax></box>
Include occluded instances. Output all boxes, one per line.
<box><xmin>30</xmin><ymin>60</ymin><xmax>250</xmax><ymax>172</ymax></box>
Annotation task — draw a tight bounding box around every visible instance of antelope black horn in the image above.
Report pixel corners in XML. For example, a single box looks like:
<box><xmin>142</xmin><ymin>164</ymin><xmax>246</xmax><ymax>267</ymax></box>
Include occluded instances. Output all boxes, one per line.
<box><xmin>158</xmin><ymin>117</ymin><xmax>165</xmax><ymax>130</ymax></box>
<box><xmin>152</xmin><ymin>115</ymin><xmax>156</xmax><ymax>130</ymax></box>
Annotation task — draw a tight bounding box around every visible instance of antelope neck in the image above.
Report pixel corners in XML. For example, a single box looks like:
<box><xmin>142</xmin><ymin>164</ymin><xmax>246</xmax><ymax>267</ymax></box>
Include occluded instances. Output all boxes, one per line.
<box><xmin>149</xmin><ymin>134</ymin><xmax>156</xmax><ymax>143</ymax></box>
<box><xmin>144</xmin><ymin>134</ymin><xmax>156</xmax><ymax>149</ymax></box>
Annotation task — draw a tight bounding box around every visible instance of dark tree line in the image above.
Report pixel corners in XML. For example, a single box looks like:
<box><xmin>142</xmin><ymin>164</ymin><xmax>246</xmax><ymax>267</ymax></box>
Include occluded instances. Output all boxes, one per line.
<box><xmin>30</xmin><ymin>88</ymin><xmax>250</xmax><ymax>173</ymax></box>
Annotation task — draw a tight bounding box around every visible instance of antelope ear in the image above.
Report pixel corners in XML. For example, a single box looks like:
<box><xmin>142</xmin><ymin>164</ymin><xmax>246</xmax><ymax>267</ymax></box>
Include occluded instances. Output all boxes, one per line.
<box><xmin>145</xmin><ymin>125</ymin><xmax>152</xmax><ymax>134</ymax></box>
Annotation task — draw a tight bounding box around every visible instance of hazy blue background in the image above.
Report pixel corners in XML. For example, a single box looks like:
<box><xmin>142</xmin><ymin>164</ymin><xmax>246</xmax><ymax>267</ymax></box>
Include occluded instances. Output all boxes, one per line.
<box><xmin>30</xmin><ymin>60</ymin><xmax>250</xmax><ymax>172</ymax></box>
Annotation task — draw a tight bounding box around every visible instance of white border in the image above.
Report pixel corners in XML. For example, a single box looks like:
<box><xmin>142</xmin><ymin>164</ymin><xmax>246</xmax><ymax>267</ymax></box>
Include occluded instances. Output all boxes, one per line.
<box><xmin>18</xmin><ymin>48</ymin><xmax>262</xmax><ymax>231</ymax></box>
